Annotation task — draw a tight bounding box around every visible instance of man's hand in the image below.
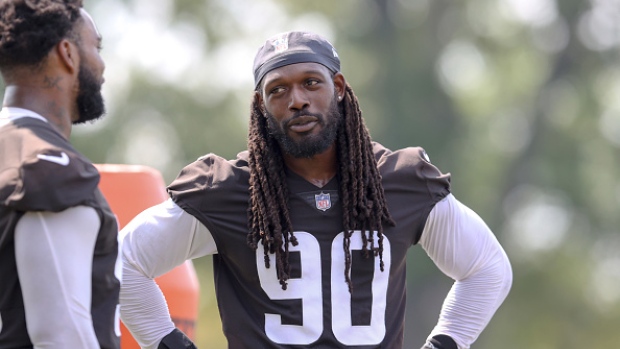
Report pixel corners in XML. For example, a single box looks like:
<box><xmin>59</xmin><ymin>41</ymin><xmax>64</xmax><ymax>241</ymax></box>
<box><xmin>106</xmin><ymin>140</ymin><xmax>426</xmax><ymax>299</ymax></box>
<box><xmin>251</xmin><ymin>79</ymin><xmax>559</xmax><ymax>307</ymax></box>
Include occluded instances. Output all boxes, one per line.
<box><xmin>421</xmin><ymin>341</ymin><xmax>439</xmax><ymax>349</ymax></box>
<box><xmin>421</xmin><ymin>335</ymin><xmax>458</xmax><ymax>349</ymax></box>
<box><xmin>158</xmin><ymin>328</ymin><xmax>197</xmax><ymax>349</ymax></box>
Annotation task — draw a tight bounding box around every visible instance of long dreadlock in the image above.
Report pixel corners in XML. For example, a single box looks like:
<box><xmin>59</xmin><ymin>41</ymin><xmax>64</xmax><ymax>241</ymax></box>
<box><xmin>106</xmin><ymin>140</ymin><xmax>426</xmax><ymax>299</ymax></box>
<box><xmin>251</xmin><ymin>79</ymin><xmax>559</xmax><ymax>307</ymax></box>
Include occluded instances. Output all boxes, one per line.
<box><xmin>246</xmin><ymin>82</ymin><xmax>395</xmax><ymax>292</ymax></box>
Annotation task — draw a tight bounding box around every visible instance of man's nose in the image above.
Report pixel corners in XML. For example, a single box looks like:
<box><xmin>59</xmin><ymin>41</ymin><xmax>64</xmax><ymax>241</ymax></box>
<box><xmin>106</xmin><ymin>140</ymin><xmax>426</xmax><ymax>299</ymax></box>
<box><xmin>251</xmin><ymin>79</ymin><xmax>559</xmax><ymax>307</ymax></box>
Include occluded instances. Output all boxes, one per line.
<box><xmin>288</xmin><ymin>86</ymin><xmax>310</xmax><ymax>111</ymax></box>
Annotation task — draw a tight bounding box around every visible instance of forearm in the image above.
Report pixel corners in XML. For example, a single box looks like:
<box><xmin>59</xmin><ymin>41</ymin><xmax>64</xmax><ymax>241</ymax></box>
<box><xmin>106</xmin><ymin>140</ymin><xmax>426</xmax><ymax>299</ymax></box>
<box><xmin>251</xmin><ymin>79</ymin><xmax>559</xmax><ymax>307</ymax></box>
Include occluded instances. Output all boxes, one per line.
<box><xmin>429</xmin><ymin>250</ymin><xmax>511</xmax><ymax>348</ymax></box>
<box><xmin>120</xmin><ymin>259</ymin><xmax>176</xmax><ymax>349</ymax></box>
<box><xmin>119</xmin><ymin>199</ymin><xmax>216</xmax><ymax>348</ymax></box>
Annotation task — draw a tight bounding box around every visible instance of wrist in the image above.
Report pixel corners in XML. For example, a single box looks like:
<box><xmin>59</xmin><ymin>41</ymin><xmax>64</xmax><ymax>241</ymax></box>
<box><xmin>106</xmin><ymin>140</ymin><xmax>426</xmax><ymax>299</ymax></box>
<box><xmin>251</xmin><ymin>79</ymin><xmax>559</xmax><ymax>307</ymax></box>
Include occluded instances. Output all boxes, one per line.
<box><xmin>421</xmin><ymin>335</ymin><xmax>458</xmax><ymax>349</ymax></box>
<box><xmin>422</xmin><ymin>342</ymin><xmax>439</xmax><ymax>349</ymax></box>
<box><xmin>158</xmin><ymin>328</ymin><xmax>197</xmax><ymax>349</ymax></box>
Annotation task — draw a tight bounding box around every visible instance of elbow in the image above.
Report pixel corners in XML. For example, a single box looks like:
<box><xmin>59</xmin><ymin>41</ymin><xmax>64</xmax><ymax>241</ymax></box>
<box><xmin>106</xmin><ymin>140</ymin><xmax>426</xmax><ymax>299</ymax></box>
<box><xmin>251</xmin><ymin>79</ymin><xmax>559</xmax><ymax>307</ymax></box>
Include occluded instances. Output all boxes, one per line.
<box><xmin>484</xmin><ymin>249</ymin><xmax>513</xmax><ymax>304</ymax></box>
<box><xmin>472</xmin><ymin>249</ymin><xmax>513</xmax><ymax>302</ymax></box>
<box><xmin>501</xmin><ymin>252</ymin><xmax>513</xmax><ymax>299</ymax></box>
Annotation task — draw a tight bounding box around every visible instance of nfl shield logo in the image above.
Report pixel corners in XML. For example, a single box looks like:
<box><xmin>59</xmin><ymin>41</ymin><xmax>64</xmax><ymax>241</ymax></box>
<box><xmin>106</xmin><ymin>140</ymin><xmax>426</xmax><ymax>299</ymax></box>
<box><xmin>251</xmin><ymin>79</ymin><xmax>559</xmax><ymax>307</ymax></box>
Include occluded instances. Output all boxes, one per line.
<box><xmin>315</xmin><ymin>192</ymin><xmax>331</xmax><ymax>211</ymax></box>
<box><xmin>272</xmin><ymin>35</ymin><xmax>289</xmax><ymax>54</ymax></box>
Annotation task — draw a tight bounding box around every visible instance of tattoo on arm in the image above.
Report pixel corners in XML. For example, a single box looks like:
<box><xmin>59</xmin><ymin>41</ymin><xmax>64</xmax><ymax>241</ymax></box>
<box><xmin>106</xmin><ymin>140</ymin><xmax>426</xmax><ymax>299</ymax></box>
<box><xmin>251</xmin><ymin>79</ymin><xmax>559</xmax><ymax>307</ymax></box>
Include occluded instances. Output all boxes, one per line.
<box><xmin>43</xmin><ymin>76</ymin><xmax>62</xmax><ymax>91</ymax></box>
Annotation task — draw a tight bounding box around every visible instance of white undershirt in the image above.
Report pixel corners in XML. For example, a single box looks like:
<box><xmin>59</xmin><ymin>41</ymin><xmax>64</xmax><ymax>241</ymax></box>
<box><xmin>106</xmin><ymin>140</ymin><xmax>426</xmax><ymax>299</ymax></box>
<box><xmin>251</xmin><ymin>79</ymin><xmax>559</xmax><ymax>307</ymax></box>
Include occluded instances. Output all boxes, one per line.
<box><xmin>14</xmin><ymin>206</ymin><xmax>102</xmax><ymax>349</ymax></box>
<box><xmin>120</xmin><ymin>194</ymin><xmax>512</xmax><ymax>349</ymax></box>
<box><xmin>0</xmin><ymin>107</ymin><xmax>47</xmax><ymax>126</ymax></box>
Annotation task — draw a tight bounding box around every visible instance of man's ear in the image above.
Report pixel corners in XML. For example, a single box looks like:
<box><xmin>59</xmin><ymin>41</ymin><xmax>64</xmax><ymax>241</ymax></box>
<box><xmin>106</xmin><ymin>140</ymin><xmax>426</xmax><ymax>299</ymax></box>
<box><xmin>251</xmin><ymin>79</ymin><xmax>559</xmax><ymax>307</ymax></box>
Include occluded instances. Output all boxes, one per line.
<box><xmin>56</xmin><ymin>38</ymin><xmax>79</xmax><ymax>75</ymax></box>
<box><xmin>333</xmin><ymin>72</ymin><xmax>346</xmax><ymax>101</ymax></box>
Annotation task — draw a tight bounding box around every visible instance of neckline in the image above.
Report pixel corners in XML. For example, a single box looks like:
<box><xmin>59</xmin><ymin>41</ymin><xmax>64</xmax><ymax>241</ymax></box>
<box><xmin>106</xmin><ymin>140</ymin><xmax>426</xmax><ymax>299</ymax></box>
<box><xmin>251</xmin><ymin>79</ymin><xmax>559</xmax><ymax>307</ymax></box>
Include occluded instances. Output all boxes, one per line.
<box><xmin>285</xmin><ymin>167</ymin><xmax>339</xmax><ymax>191</ymax></box>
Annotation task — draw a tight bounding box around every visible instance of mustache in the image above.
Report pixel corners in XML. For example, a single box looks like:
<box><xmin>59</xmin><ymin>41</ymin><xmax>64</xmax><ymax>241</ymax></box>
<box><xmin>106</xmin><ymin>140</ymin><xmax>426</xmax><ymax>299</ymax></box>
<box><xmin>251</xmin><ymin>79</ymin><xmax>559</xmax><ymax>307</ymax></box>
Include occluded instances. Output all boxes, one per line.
<box><xmin>285</xmin><ymin>110</ymin><xmax>322</xmax><ymax>124</ymax></box>
<box><xmin>291</xmin><ymin>109</ymin><xmax>322</xmax><ymax>118</ymax></box>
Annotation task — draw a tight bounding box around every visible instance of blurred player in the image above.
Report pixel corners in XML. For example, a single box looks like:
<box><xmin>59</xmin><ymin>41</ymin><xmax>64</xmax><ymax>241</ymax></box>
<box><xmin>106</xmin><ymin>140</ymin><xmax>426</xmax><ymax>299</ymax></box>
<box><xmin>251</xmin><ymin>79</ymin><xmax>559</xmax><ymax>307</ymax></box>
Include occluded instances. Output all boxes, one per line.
<box><xmin>0</xmin><ymin>1</ymin><xmax>119</xmax><ymax>348</ymax></box>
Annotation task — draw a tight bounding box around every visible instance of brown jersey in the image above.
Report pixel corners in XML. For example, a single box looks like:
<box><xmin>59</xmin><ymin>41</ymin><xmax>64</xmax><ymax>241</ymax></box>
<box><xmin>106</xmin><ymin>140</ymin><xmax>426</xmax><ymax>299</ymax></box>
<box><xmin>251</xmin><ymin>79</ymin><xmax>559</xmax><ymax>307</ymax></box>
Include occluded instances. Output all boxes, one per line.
<box><xmin>0</xmin><ymin>117</ymin><xmax>120</xmax><ymax>349</ymax></box>
<box><xmin>168</xmin><ymin>142</ymin><xmax>450</xmax><ymax>348</ymax></box>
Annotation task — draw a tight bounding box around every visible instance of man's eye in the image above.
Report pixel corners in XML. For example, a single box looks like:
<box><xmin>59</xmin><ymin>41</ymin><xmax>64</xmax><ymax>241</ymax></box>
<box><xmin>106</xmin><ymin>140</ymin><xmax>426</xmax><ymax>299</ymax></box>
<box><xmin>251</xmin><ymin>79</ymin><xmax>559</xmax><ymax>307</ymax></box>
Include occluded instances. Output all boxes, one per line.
<box><xmin>270</xmin><ymin>87</ymin><xmax>284</xmax><ymax>94</ymax></box>
<box><xmin>307</xmin><ymin>79</ymin><xmax>319</xmax><ymax>86</ymax></box>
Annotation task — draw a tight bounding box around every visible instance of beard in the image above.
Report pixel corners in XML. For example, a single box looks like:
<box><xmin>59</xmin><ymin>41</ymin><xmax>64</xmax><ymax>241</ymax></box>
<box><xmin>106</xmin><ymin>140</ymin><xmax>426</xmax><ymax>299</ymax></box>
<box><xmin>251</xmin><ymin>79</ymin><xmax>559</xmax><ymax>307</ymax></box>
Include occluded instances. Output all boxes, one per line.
<box><xmin>73</xmin><ymin>61</ymin><xmax>105</xmax><ymax>124</ymax></box>
<box><xmin>266</xmin><ymin>94</ymin><xmax>342</xmax><ymax>158</ymax></box>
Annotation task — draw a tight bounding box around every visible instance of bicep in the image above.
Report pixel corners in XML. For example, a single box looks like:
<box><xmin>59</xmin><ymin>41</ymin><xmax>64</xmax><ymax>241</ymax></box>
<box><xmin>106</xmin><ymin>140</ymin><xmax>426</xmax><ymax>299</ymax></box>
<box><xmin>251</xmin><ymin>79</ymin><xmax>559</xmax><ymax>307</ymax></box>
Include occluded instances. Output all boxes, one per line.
<box><xmin>120</xmin><ymin>198</ymin><xmax>216</xmax><ymax>278</ymax></box>
<box><xmin>14</xmin><ymin>206</ymin><xmax>101</xmax><ymax>348</ymax></box>
<box><xmin>420</xmin><ymin>194</ymin><xmax>509</xmax><ymax>280</ymax></box>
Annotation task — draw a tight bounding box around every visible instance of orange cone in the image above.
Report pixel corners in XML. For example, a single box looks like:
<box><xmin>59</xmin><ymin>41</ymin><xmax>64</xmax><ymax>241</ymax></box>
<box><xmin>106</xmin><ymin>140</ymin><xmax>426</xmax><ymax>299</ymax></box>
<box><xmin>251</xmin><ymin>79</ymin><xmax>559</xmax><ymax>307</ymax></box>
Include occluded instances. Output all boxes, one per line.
<box><xmin>95</xmin><ymin>164</ymin><xmax>199</xmax><ymax>348</ymax></box>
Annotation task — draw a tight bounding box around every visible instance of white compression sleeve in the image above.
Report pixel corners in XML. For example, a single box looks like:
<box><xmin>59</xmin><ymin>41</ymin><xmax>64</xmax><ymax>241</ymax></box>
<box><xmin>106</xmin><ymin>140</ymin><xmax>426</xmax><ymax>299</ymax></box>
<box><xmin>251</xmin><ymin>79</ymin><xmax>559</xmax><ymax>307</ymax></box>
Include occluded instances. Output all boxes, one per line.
<box><xmin>419</xmin><ymin>194</ymin><xmax>512</xmax><ymax>349</ymax></box>
<box><xmin>120</xmin><ymin>199</ymin><xmax>215</xmax><ymax>349</ymax></box>
<box><xmin>14</xmin><ymin>206</ymin><xmax>102</xmax><ymax>349</ymax></box>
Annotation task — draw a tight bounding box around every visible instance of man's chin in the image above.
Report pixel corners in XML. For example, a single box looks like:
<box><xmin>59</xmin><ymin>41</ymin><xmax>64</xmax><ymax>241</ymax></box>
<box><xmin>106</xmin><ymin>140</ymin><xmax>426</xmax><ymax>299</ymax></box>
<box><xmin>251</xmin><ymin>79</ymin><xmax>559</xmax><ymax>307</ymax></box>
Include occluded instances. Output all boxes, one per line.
<box><xmin>74</xmin><ymin>94</ymin><xmax>106</xmax><ymax>124</ymax></box>
<box><xmin>285</xmin><ymin>140</ymin><xmax>333</xmax><ymax>158</ymax></box>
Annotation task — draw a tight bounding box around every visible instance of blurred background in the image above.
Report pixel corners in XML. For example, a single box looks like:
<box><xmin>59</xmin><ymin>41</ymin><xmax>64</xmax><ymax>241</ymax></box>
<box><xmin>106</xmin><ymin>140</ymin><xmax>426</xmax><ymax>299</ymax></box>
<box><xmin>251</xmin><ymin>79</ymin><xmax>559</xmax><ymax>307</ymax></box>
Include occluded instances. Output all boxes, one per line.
<box><xmin>19</xmin><ymin>0</ymin><xmax>620</xmax><ymax>347</ymax></box>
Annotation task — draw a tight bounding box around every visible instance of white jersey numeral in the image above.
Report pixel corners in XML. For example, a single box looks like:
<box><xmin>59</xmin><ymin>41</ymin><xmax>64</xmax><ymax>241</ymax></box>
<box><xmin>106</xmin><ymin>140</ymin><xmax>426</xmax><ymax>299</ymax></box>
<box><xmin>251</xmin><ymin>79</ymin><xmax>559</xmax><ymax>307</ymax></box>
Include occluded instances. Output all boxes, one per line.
<box><xmin>257</xmin><ymin>231</ymin><xmax>391</xmax><ymax>346</ymax></box>
<box><xmin>332</xmin><ymin>232</ymin><xmax>390</xmax><ymax>345</ymax></box>
<box><xmin>257</xmin><ymin>232</ymin><xmax>323</xmax><ymax>344</ymax></box>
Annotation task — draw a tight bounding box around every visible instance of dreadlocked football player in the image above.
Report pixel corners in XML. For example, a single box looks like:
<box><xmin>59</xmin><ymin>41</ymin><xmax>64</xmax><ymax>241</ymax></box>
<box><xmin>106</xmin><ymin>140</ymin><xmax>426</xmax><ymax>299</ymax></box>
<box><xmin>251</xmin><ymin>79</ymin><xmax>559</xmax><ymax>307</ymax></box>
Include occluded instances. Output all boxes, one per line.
<box><xmin>120</xmin><ymin>31</ymin><xmax>513</xmax><ymax>349</ymax></box>
<box><xmin>0</xmin><ymin>1</ymin><xmax>120</xmax><ymax>348</ymax></box>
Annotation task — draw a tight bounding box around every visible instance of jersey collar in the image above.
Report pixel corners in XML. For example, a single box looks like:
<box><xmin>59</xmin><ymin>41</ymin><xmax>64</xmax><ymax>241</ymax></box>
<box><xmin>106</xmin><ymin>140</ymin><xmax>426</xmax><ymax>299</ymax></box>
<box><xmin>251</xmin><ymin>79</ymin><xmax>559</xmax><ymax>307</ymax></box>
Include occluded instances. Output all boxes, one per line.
<box><xmin>0</xmin><ymin>107</ymin><xmax>48</xmax><ymax>123</ymax></box>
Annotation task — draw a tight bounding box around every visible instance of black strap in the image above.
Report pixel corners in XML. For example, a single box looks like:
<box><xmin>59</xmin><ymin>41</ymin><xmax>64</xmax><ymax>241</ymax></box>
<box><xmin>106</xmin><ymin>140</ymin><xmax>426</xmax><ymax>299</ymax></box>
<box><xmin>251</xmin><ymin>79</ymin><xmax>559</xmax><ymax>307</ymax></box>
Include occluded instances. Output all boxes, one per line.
<box><xmin>157</xmin><ymin>328</ymin><xmax>197</xmax><ymax>349</ymax></box>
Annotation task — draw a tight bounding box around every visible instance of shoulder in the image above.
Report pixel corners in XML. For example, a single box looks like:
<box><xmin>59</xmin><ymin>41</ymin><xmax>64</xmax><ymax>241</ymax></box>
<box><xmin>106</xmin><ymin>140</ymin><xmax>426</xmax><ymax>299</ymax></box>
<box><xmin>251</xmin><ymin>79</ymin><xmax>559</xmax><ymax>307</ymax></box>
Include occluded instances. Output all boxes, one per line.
<box><xmin>167</xmin><ymin>151</ymin><xmax>250</xmax><ymax>205</ymax></box>
<box><xmin>373</xmin><ymin>142</ymin><xmax>432</xmax><ymax>169</ymax></box>
<box><xmin>374</xmin><ymin>142</ymin><xmax>447</xmax><ymax>179</ymax></box>
<box><xmin>168</xmin><ymin>151</ymin><xmax>249</xmax><ymax>191</ymax></box>
<box><xmin>0</xmin><ymin>119</ymin><xmax>99</xmax><ymax>212</ymax></box>
<box><xmin>373</xmin><ymin>142</ymin><xmax>451</xmax><ymax>200</ymax></box>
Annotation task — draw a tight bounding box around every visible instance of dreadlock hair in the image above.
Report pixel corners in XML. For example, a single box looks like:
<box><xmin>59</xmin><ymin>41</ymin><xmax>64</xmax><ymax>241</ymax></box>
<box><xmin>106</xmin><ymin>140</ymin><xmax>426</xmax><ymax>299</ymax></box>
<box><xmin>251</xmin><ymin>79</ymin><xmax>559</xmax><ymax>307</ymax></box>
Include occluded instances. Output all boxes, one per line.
<box><xmin>0</xmin><ymin>0</ymin><xmax>82</xmax><ymax>71</ymax></box>
<box><xmin>246</xmin><ymin>80</ymin><xmax>396</xmax><ymax>292</ymax></box>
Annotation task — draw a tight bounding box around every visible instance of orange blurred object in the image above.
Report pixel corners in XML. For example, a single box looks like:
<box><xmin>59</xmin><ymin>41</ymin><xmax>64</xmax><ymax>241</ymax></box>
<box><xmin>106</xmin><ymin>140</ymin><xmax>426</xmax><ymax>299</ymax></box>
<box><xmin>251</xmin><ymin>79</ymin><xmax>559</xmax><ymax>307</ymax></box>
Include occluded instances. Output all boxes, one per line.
<box><xmin>95</xmin><ymin>164</ymin><xmax>199</xmax><ymax>348</ymax></box>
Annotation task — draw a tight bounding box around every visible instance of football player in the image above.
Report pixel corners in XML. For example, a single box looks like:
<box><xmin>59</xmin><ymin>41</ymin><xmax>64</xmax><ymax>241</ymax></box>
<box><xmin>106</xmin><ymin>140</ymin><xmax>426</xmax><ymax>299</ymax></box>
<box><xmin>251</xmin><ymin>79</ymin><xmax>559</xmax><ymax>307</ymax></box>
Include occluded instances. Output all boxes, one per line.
<box><xmin>0</xmin><ymin>1</ymin><xmax>119</xmax><ymax>348</ymax></box>
<box><xmin>120</xmin><ymin>31</ymin><xmax>512</xmax><ymax>349</ymax></box>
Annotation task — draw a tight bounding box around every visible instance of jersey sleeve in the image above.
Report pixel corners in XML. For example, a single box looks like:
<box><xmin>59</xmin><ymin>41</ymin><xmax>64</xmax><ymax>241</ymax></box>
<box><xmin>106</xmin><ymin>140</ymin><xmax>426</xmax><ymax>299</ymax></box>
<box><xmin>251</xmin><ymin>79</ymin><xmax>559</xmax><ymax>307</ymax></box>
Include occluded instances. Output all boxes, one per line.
<box><xmin>166</xmin><ymin>154</ymin><xmax>218</xmax><ymax>216</ymax></box>
<box><xmin>166</xmin><ymin>152</ymin><xmax>250</xmax><ymax>234</ymax></box>
<box><xmin>375</xmin><ymin>144</ymin><xmax>451</xmax><ymax>244</ymax></box>
<box><xmin>377</xmin><ymin>145</ymin><xmax>450</xmax><ymax>201</ymax></box>
<box><xmin>2</xmin><ymin>148</ymin><xmax>100</xmax><ymax>212</ymax></box>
